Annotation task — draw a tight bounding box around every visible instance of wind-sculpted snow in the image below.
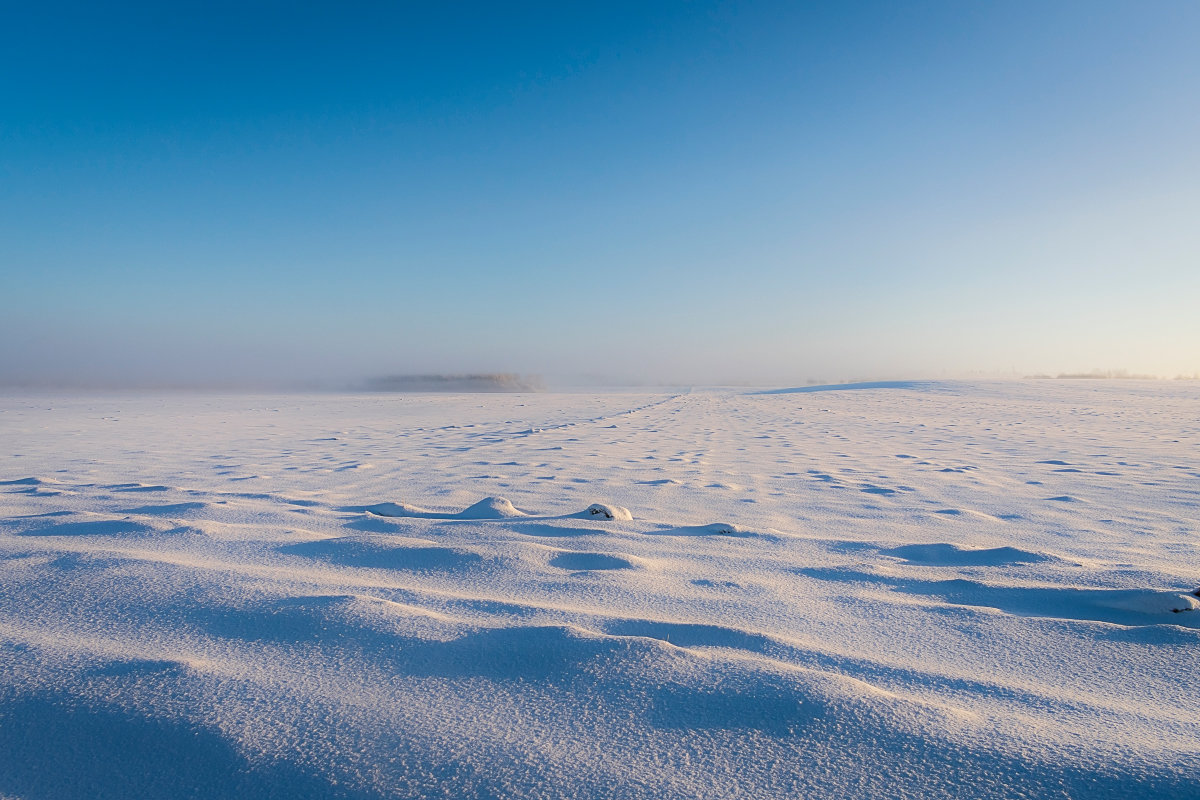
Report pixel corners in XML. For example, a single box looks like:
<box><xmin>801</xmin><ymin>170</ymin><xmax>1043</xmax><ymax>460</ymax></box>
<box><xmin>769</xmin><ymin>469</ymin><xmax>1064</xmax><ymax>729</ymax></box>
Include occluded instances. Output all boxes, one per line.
<box><xmin>879</xmin><ymin>542</ymin><xmax>1052</xmax><ymax>566</ymax></box>
<box><xmin>1</xmin><ymin>383</ymin><xmax>1198</xmax><ymax>798</ymax></box>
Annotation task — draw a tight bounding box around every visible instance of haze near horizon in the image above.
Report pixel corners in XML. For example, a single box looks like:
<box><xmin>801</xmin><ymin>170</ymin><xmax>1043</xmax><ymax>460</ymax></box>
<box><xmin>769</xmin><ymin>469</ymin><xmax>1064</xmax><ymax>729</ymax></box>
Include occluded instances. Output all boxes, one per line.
<box><xmin>2</xmin><ymin>1</ymin><xmax>1197</xmax><ymax>387</ymax></box>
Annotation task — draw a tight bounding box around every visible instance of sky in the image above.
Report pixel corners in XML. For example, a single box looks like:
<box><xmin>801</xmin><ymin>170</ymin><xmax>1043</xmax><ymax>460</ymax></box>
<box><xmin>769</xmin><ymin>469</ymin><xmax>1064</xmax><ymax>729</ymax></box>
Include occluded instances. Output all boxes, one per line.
<box><xmin>2</xmin><ymin>0</ymin><xmax>1198</xmax><ymax>388</ymax></box>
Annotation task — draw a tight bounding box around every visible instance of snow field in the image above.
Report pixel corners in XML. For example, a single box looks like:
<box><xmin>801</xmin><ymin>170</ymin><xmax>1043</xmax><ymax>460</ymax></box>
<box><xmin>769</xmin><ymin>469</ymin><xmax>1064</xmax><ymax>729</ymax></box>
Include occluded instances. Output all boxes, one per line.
<box><xmin>1</xmin><ymin>381</ymin><xmax>1198</xmax><ymax>798</ymax></box>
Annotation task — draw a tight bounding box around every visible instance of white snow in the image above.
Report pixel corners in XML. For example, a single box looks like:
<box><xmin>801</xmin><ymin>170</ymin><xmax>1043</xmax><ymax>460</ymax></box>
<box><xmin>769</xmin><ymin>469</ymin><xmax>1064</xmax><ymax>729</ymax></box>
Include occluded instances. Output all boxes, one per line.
<box><xmin>1</xmin><ymin>381</ymin><xmax>1198</xmax><ymax>798</ymax></box>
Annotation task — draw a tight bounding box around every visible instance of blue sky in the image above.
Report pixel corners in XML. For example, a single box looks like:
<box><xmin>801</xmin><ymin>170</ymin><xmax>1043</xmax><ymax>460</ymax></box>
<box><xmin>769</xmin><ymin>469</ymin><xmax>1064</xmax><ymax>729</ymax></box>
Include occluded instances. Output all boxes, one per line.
<box><xmin>2</xmin><ymin>1</ymin><xmax>1198</xmax><ymax>386</ymax></box>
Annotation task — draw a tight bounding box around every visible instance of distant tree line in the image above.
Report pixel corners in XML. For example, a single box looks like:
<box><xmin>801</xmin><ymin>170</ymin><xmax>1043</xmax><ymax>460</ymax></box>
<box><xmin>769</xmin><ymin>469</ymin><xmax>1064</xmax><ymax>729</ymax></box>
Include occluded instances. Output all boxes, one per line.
<box><xmin>363</xmin><ymin>374</ymin><xmax>545</xmax><ymax>392</ymax></box>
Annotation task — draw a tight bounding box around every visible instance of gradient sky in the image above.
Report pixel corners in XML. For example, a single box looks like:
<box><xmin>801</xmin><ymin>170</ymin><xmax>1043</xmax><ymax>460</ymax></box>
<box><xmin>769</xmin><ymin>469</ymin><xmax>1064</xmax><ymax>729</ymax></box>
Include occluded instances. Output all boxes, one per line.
<box><xmin>3</xmin><ymin>1</ymin><xmax>1198</xmax><ymax>387</ymax></box>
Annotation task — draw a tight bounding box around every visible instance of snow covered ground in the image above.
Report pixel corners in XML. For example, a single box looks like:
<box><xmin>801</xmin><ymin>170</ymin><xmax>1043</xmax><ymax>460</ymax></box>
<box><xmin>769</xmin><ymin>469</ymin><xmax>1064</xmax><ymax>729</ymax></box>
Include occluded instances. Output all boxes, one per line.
<box><xmin>1</xmin><ymin>381</ymin><xmax>1197</xmax><ymax>799</ymax></box>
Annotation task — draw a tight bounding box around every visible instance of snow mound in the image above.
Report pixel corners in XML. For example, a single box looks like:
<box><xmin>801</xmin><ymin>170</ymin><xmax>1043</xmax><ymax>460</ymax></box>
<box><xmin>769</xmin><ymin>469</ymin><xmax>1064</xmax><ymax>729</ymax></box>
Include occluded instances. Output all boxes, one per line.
<box><xmin>361</xmin><ymin>501</ymin><xmax>431</xmax><ymax>517</ymax></box>
<box><xmin>1100</xmin><ymin>590</ymin><xmax>1200</xmax><ymax>616</ymax></box>
<box><xmin>459</xmin><ymin>496</ymin><xmax>525</xmax><ymax>519</ymax></box>
<box><xmin>360</xmin><ymin>496</ymin><xmax>525</xmax><ymax>519</ymax></box>
<box><xmin>696</xmin><ymin>522</ymin><xmax>742</xmax><ymax>536</ymax></box>
<box><xmin>362</xmin><ymin>498</ymin><xmax>622</xmax><ymax>522</ymax></box>
<box><xmin>575</xmin><ymin>503</ymin><xmax>633</xmax><ymax>522</ymax></box>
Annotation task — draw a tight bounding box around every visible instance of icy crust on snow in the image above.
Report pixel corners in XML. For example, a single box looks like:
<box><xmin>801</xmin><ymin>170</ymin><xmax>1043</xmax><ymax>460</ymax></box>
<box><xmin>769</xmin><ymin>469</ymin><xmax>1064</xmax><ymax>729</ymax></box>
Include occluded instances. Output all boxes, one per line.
<box><xmin>1</xmin><ymin>382</ymin><xmax>1199</xmax><ymax>799</ymax></box>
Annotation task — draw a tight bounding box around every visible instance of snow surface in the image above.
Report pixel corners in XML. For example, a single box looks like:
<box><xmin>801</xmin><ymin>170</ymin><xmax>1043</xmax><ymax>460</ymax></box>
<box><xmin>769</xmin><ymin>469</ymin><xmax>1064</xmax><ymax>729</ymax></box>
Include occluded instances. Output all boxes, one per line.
<box><xmin>1</xmin><ymin>381</ymin><xmax>1198</xmax><ymax>799</ymax></box>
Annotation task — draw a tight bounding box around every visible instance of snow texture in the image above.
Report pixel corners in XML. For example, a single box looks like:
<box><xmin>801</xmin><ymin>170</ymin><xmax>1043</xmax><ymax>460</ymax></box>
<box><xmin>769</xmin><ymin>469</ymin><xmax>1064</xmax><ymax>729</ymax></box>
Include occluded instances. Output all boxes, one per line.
<box><xmin>1</xmin><ymin>381</ymin><xmax>1198</xmax><ymax>799</ymax></box>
